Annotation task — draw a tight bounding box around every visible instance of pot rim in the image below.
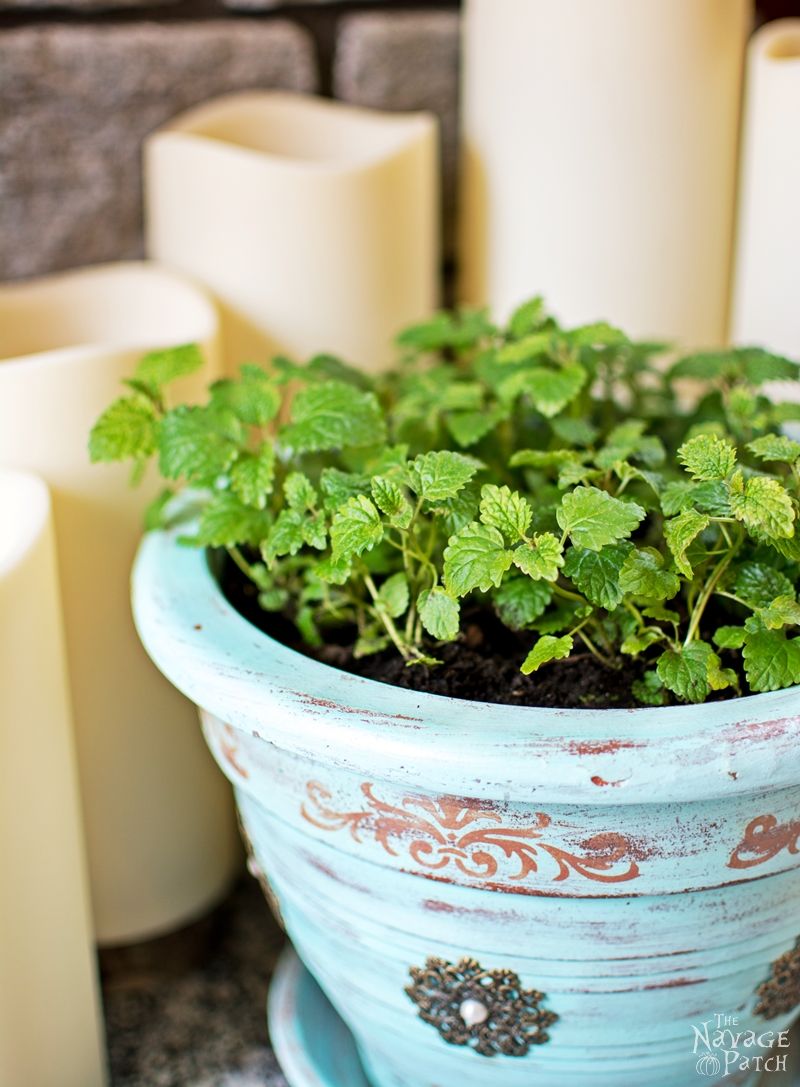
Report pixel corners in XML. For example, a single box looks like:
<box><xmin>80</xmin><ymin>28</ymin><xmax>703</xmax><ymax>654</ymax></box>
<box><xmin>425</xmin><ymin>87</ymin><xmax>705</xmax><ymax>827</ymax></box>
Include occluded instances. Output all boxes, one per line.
<box><xmin>132</xmin><ymin>526</ymin><xmax>800</xmax><ymax>804</ymax></box>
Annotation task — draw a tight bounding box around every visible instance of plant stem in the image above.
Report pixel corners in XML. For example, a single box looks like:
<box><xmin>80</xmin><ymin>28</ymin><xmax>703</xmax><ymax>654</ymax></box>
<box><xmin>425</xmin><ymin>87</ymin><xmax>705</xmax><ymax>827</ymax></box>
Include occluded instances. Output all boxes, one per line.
<box><xmin>228</xmin><ymin>545</ymin><xmax>260</xmax><ymax>585</ymax></box>
<box><xmin>683</xmin><ymin>546</ymin><xmax>737</xmax><ymax>646</ymax></box>
<box><xmin>363</xmin><ymin>573</ymin><xmax>412</xmax><ymax>661</ymax></box>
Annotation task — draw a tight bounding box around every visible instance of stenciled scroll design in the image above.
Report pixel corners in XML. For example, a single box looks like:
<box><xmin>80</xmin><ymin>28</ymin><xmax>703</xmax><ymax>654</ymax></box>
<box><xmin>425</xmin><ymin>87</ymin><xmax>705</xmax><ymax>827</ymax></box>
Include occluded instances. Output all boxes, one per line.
<box><xmin>301</xmin><ymin>781</ymin><xmax>640</xmax><ymax>885</ymax></box>
<box><xmin>727</xmin><ymin>815</ymin><xmax>800</xmax><ymax>870</ymax></box>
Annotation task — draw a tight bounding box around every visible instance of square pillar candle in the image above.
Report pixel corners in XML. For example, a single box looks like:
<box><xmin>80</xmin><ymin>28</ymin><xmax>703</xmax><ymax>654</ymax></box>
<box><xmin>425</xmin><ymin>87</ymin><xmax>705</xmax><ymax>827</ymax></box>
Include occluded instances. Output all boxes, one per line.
<box><xmin>459</xmin><ymin>0</ymin><xmax>751</xmax><ymax>345</ymax></box>
<box><xmin>0</xmin><ymin>263</ymin><xmax>241</xmax><ymax>945</ymax></box>
<box><xmin>0</xmin><ymin>470</ymin><xmax>106</xmax><ymax>1087</ymax></box>
<box><xmin>730</xmin><ymin>20</ymin><xmax>800</xmax><ymax>360</ymax></box>
<box><xmin>145</xmin><ymin>91</ymin><xmax>439</xmax><ymax>374</ymax></box>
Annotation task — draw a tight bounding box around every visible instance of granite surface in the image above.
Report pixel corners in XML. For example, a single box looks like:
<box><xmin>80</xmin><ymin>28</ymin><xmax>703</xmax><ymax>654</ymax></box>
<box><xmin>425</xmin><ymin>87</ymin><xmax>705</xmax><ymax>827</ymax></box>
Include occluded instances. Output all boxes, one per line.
<box><xmin>102</xmin><ymin>874</ymin><xmax>799</xmax><ymax>1086</ymax></box>
<box><xmin>102</xmin><ymin>877</ymin><xmax>289</xmax><ymax>1087</ymax></box>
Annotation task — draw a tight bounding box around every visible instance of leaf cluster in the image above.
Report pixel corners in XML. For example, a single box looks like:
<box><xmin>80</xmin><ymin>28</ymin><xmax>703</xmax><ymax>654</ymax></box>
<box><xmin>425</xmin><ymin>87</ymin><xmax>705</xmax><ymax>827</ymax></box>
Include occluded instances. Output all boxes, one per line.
<box><xmin>90</xmin><ymin>303</ymin><xmax>800</xmax><ymax>704</ymax></box>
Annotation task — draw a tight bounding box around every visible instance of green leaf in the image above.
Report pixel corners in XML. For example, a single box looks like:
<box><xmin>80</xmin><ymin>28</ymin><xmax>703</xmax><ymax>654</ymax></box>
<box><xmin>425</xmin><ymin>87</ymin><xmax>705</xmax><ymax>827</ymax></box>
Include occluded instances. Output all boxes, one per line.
<box><xmin>531</xmin><ymin>603</ymin><xmax>589</xmax><ymax>634</ymax></box>
<box><xmin>408</xmin><ymin>451</ymin><xmax>482</xmax><ymax>502</ymax></box>
<box><xmin>330</xmin><ymin>495</ymin><xmax>384</xmax><ymax>560</ymax></box>
<box><xmin>632</xmin><ymin>671</ymin><xmax>667</xmax><ymax>706</ymax></box>
<box><xmin>445</xmin><ymin>405</ymin><xmax>507</xmax><ymax>447</ymax></box>
<box><xmin>754</xmin><ymin>595</ymin><xmax>800</xmax><ymax>631</ymax></box>
<box><xmin>550</xmin><ymin>417</ymin><xmax>599</xmax><ymax>447</ymax></box>
<box><xmin>562</xmin><ymin>543</ymin><xmax>631</xmax><ymax>610</ymax></box>
<box><xmin>133</xmin><ymin>343</ymin><xmax>205</xmax><ymax>392</ymax></box>
<box><xmin>596</xmin><ymin>421</ymin><xmax>664</xmax><ymax>470</ymax></box>
<box><xmin>735</xmin><ymin>562</ymin><xmax>795</xmax><ymax>608</ymax></box>
<box><xmin>89</xmin><ymin>396</ymin><xmax>158</xmax><ymax>463</ymax></box>
<box><xmin>747</xmin><ymin>434</ymin><xmax>800</xmax><ymax>465</ymax></box>
<box><xmin>376</xmin><ymin>573</ymin><xmax>409</xmax><ymax>619</ymax></box>
<box><xmin>642</xmin><ymin>603</ymin><xmax>680</xmax><ymax>623</ymax></box>
<box><xmin>263</xmin><ymin>509</ymin><xmax>305</xmax><ymax>563</ymax></box>
<box><xmin>678</xmin><ymin>433</ymin><xmax>737</xmax><ymax>482</ymax></box>
<box><xmin>371</xmin><ymin>476</ymin><xmax>413</xmax><ymax>528</ymax></box>
<box><xmin>230</xmin><ymin>445</ymin><xmax>276</xmax><ymax>509</ymax></box>
<box><xmin>302</xmin><ymin>511</ymin><xmax>327</xmax><ymax>550</ymax></box>
<box><xmin>443</xmin><ymin>522</ymin><xmax>512</xmax><ymax>596</ymax></box>
<box><xmin>479</xmin><ymin>484</ymin><xmax>531</xmax><ymax>541</ymax></box>
<box><xmin>507</xmin><ymin>296</ymin><xmax>548</xmax><ymax>339</ymax></box>
<box><xmin>441</xmin><ymin>382</ymin><xmax>485</xmax><ymax>412</ymax></box>
<box><xmin>621</xmin><ymin>628</ymin><xmax>665</xmax><ymax>656</ymax></box>
<box><xmin>656</xmin><ymin>642</ymin><xmax>720</xmax><ymax>704</ymax></box>
<box><xmin>660</xmin><ymin>481</ymin><xmax>696</xmax><ymax>517</ymax></box>
<box><xmin>556</xmin><ymin>486</ymin><xmax>646</xmax><ymax>551</ymax></box>
<box><xmin>522</xmin><ymin>364</ymin><xmax>587</xmax><ymax>417</ymax></box>
<box><xmin>211</xmin><ymin>365</ymin><xmax>281</xmax><ymax>426</ymax></box>
<box><xmin>159</xmin><ymin>405</ymin><xmax>242</xmax><ymax>483</ymax></box>
<box><xmin>713</xmin><ymin>626</ymin><xmax>746</xmax><ymax>649</ymax></box>
<box><xmin>739</xmin><ymin>347</ymin><xmax>800</xmax><ymax>385</ymax></box>
<box><xmin>512</xmin><ymin>533</ymin><xmax>564</xmax><ymax>582</ymax></box>
<box><xmin>320</xmin><ymin>468</ymin><xmax>370</xmax><ymax>510</ymax></box>
<box><xmin>743</xmin><ymin>629</ymin><xmax>800</xmax><ymax>692</ymax></box>
<box><xmin>567</xmin><ymin>321</ymin><xmax>629</xmax><ymax>347</ymax></box>
<box><xmin>619</xmin><ymin>548</ymin><xmax>680</xmax><ymax>601</ymax></box>
<box><xmin>143</xmin><ymin>488</ymin><xmax>175</xmax><ymax>531</ymax></box>
<box><xmin>316</xmin><ymin>553</ymin><xmax>352</xmax><ymax>585</ymax></box>
<box><xmin>496</xmin><ymin>331</ymin><xmax>552</xmax><ymax>363</ymax></box>
<box><xmin>510</xmin><ymin>448</ymin><xmax>581</xmax><ymax>470</ymax></box>
<box><xmin>669</xmin><ymin>351</ymin><xmax>730</xmax><ymax>380</ymax></box>
<box><xmin>195</xmin><ymin>492</ymin><xmax>271</xmax><ymax>548</ymax></box>
<box><xmin>729</xmin><ymin>473</ymin><xmax>795</xmax><ymax>539</ymax></box>
<box><xmin>493</xmin><ymin>577</ymin><xmax>552</xmax><ymax>630</ymax></box>
<box><xmin>664</xmin><ymin>509</ymin><xmax>709</xmax><ymax>578</ymax></box>
<box><xmin>661</xmin><ymin>480</ymin><xmax>731</xmax><ymax>518</ymax></box>
<box><xmin>417</xmin><ymin>587</ymin><xmax>460</xmax><ymax>641</ymax></box>
<box><xmin>281</xmin><ymin>381</ymin><xmax>385</xmax><ymax>452</ymax></box>
<box><xmin>521</xmin><ymin>634</ymin><xmax>574</xmax><ymax>675</ymax></box>
<box><xmin>396</xmin><ymin>309</ymin><xmax>493</xmax><ymax>353</ymax></box>
<box><xmin>284</xmin><ymin>471</ymin><xmax>317</xmax><ymax>512</ymax></box>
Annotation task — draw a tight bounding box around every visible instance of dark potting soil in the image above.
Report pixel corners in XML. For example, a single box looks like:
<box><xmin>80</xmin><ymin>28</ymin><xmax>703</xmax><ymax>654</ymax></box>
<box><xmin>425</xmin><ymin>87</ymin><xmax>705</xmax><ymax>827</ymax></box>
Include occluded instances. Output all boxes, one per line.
<box><xmin>219</xmin><ymin>554</ymin><xmax>660</xmax><ymax>709</ymax></box>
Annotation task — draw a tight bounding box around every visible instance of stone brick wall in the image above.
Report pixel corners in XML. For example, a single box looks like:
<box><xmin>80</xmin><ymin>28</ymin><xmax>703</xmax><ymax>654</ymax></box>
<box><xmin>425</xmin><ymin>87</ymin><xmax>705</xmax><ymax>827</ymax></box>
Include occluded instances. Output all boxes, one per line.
<box><xmin>0</xmin><ymin>0</ymin><xmax>790</xmax><ymax>281</ymax></box>
<box><xmin>0</xmin><ymin>1</ymin><xmax>460</xmax><ymax>280</ymax></box>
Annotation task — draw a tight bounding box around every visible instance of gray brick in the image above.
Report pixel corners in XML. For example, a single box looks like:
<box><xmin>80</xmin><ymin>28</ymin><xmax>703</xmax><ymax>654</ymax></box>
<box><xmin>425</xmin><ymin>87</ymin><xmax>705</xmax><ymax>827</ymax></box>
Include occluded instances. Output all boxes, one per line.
<box><xmin>0</xmin><ymin>22</ymin><xmax>317</xmax><ymax>280</ymax></box>
<box><xmin>0</xmin><ymin>0</ymin><xmax>174</xmax><ymax>10</ymax></box>
<box><xmin>333</xmin><ymin>11</ymin><xmax>460</xmax><ymax>255</ymax></box>
<box><xmin>223</xmin><ymin>0</ymin><xmax>341</xmax><ymax>9</ymax></box>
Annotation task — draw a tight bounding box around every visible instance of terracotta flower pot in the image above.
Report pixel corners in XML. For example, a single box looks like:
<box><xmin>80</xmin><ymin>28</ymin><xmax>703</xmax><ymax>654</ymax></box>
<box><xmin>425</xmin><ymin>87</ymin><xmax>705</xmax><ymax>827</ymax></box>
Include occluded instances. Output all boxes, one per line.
<box><xmin>133</xmin><ymin>526</ymin><xmax>800</xmax><ymax>1087</ymax></box>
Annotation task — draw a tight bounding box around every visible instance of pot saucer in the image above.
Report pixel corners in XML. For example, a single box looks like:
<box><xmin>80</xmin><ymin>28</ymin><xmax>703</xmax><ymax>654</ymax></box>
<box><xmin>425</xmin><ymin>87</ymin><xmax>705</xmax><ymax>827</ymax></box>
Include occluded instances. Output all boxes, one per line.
<box><xmin>268</xmin><ymin>947</ymin><xmax>372</xmax><ymax>1087</ymax></box>
<box><xmin>268</xmin><ymin>947</ymin><xmax>798</xmax><ymax>1087</ymax></box>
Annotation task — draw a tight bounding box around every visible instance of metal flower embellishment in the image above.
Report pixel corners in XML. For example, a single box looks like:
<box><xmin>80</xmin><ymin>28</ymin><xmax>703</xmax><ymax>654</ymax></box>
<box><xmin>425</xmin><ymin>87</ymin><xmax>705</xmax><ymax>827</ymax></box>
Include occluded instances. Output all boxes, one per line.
<box><xmin>405</xmin><ymin>957</ymin><xmax>558</xmax><ymax>1057</ymax></box>
<box><xmin>755</xmin><ymin>937</ymin><xmax>800</xmax><ymax>1019</ymax></box>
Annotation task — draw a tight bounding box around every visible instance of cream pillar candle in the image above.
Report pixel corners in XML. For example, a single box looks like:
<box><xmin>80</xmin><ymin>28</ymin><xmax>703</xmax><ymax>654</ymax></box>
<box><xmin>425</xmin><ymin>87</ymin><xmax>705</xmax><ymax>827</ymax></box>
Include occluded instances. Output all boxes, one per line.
<box><xmin>0</xmin><ymin>263</ymin><xmax>240</xmax><ymax>945</ymax></box>
<box><xmin>0</xmin><ymin>470</ymin><xmax>106</xmax><ymax>1087</ymax></box>
<box><xmin>145</xmin><ymin>91</ymin><xmax>439</xmax><ymax>373</ymax></box>
<box><xmin>730</xmin><ymin>20</ymin><xmax>800</xmax><ymax>358</ymax></box>
<box><xmin>460</xmin><ymin>0</ymin><xmax>751</xmax><ymax>345</ymax></box>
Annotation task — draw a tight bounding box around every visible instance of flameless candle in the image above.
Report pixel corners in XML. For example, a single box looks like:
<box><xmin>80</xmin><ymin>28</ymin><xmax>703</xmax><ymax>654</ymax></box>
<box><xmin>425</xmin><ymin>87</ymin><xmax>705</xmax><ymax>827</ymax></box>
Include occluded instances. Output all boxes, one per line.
<box><xmin>731</xmin><ymin>20</ymin><xmax>800</xmax><ymax>359</ymax></box>
<box><xmin>0</xmin><ymin>263</ymin><xmax>241</xmax><ymax>944</ymax></box>
<box><xmin>145</xmin><ymin>91</ymin><xmax>439</xmax><ymax>373</ymax></box>
<box><xmin>0</xmin><ymin>469</ymin><xmax>106</xmax><ymax>1087</ymax></box>
<box><xmin>460</xmin><ymin>0</ymin><xmax>751</xmax><ymax>345</ymax></box>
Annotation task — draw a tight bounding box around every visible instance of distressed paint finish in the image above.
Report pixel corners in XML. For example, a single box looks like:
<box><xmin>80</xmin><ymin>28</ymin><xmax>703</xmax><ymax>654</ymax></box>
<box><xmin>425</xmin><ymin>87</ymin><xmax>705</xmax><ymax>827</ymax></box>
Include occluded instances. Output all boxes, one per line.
<box><xmin>133</xmin><ymin>530</ymin><xmax>800</xmax><ymax>1087</ymax></box>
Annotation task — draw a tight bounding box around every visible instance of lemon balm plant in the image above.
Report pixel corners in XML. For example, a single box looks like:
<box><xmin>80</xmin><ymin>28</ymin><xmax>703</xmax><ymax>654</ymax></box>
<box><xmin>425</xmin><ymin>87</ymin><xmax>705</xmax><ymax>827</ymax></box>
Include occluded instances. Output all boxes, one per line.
<box><xmin>90</xmin><ymin>299</ymin><xmax>800</xmax><ymax>705</ymax></box>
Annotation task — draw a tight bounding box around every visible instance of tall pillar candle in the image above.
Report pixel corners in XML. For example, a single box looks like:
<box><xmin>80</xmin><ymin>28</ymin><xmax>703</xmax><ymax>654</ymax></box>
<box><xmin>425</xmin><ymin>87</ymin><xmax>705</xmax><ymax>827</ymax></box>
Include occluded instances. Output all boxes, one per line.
<box><xmin>0</xmin><ymin>470</ymin><xmax>106</xmax><ymax>1087</ymax></box>
<box><xmin>459</xmin><ymin>0</ymin><xmax>751</xmax><ymax>344</ymax></box>
<box><xmin>730</xmin><ymin>20</ymin><xmax>800</xmax><ymax>358</ymax></box>
<box><xmin>0</xmin><ymin>263</ymin><xmax>241</xmax><ymax>945</ymax></box>
<box><xmin>146</xmin><ymin>91</ymin><xmax>439</xmax><ymax>373</ymax></box>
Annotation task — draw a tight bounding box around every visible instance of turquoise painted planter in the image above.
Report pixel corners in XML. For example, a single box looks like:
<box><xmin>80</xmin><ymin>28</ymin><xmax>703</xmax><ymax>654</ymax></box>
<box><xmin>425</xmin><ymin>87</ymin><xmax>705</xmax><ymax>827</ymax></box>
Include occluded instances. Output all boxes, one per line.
<box><xmin>133</xmin><ymin>526</ymin><xmax>800</xmax><ymax>1087</ymax></box>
